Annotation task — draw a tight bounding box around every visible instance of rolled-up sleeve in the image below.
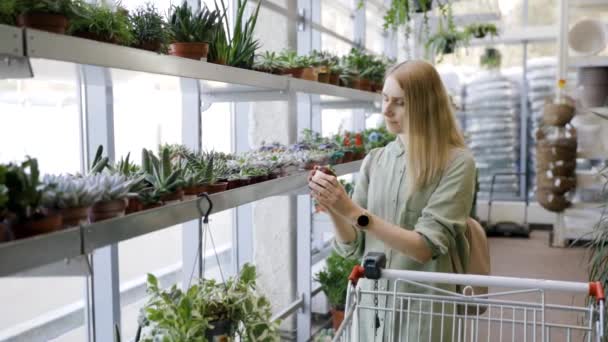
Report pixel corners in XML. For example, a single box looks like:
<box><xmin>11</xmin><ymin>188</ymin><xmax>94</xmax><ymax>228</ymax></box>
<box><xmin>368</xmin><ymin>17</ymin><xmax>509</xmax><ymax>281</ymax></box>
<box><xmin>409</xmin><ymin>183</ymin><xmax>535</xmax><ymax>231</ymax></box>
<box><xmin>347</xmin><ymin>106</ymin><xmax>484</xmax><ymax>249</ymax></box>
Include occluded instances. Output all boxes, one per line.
<box><xmin>414</xmin><ymin>151</ymin><xmax>476</xmax><ymax>259</ymax></box>
<box><xmin>332</xmin><ymin>151</ymin><xmax>375</xmax><ymax>259</ymax></box>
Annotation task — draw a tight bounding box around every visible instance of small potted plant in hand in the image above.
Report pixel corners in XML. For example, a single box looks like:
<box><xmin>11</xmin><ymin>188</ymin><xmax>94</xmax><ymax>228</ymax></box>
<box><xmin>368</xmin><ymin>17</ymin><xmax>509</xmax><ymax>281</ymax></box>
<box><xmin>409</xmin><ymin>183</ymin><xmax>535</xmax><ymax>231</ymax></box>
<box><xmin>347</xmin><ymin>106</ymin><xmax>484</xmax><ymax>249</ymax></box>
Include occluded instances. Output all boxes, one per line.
<box><xmin>167</xmin><ymin>3</ymin><xmax>221</xmax><ymax>60</ymax></box>
<box><xmin>5</xmin><ymin>158</ymin><xmax>63</xmax><ymax>239</ymax></box>
<box><xmin>315</xmin><ymin>252</ymin><xmax>360</xmax><ymax>331</ymax></box>
<box><xmin>69</xmin><ymin>2</ymin><xmax>134</xmax><ymax>45</ymax></box>
<box><xmin>14</xmin><ymin>0</ymin><xmax>79</xmax><ymax>34</ymax></box>
<box><xmin>130</xmin><ymin>2</ymin><xmax>168</xmax><ymax>52</ymax></box>
<box><xmin>42</xmin><ymin>174</ymin><xmax>102</xmax><ymax>228</ymax></box>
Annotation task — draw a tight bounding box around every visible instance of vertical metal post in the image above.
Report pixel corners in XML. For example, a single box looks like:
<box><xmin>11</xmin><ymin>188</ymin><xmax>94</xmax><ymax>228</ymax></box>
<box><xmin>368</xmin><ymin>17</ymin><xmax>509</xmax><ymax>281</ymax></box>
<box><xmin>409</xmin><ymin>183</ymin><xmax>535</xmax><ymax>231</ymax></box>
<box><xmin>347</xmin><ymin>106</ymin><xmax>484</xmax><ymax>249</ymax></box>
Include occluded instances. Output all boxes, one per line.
<box><xmin>520</xmin><ymin>0</ymin><xmax>530</xmax><ymax>202</ymax></box>
<box><xmin>181</xmin><ymin>78</ymin><xmax>203</xmax><ymax>288</ymax></box>
<box><xmin>353</xmin><ymin>0</ymin><xmax>367</xmax><ymax>133</ymax></box>
<box><xmin>81</xmin><ymin>65</ymin><xmax>120</xmax><ymax>342</ymax></box>
<box><xmin>233</xmin><ymin>102</ymin><xmax>254</xmax><ymax>274</ymax></box>
<box><xmin>557</xmin><ymin>0</ymin><xmax>569</xmax><ymax>102</ymax></box>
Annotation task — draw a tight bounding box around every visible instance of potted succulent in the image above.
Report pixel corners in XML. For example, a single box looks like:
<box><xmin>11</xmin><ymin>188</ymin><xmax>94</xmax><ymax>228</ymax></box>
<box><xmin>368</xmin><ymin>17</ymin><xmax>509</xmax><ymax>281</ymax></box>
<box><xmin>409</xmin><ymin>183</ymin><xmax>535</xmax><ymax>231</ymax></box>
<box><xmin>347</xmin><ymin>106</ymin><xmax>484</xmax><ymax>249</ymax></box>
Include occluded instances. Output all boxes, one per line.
<box><xmin>129</xmin><ymin>3</ymin><xmax>168</xmax><ymax>52</ymax></box>
<box><xmin>5</xmin><ymin>158</ymin><xmax>63</xmax><ymax>239</ymax></box>
<box><xmin>42</xmin><ymin>174</ymin><xmax>101</xmax><ymax>228</ymax></box>
<box><xmin>465</xmin><ymin>23</ymin><xmax>498</xmax><ymax>39</ymax></box>
<box><xmin>314</xmin><ymin>252</ymin><xmax>360</xmax><ymax>331</ymax></box>
<box><xmin>184</xmin><ymin>151</ymin><xmax>229</xmax><ymax>194</ymax></box>
<box><xmin>141</xmin><ymin>147</ymin><xmax>184</xmax><ymax>203</ymax></box>
<box><xmin>13</xmin><ymin>0</ymin><xmax>80</xmax><ymax>34</ymax></box>
<box><xmin>139</xmin><ymin>264</ymin><xmax>280</xmax><ymax>341</ymax></box>
<box><xmin>167</xmin><ymin>3</ymin><xmax>221</xmax><ymax>60</ymax></box>
<box><xmin>69</xmin><ymin>2</ymin><xmax>134</xmax><ymax>45</ymax></box>
<box><xmin>279</xmin><ymin>50</ymin><xmax>317</xmax><ymax>81</ymax></box>
<box><xmin>219</xmin><ymin>0</ymin><xmax>261</xmax><ymax>69</ymax></box>
<box><xmin>87</xmin><ymin>173</ymin><xmax>134</xmax><ymax>222</ymax></box>
<box><xmin>253</xmin><ymin>51</ymin><xmax>287</xmax><ymax>74</ymax></box>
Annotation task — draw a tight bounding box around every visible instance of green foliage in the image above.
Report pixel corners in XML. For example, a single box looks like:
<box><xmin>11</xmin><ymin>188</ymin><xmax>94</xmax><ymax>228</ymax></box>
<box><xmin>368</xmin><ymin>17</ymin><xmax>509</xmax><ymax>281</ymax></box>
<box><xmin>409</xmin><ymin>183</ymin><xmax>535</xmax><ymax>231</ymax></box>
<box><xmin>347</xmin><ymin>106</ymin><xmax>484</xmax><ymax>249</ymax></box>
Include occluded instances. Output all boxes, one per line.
<box><xmin>129</xmin><ymin>2</ymin><xmax>168</xmax><ymax>49</ymax></box>
<box><xmin>465</xmin><ymin>23</ymin><xmax>498</xmax><ymax>39</ymax></box>
<box><xmin>183</xmin><ymin>150</ymin><xmax>228</xmax><ymax>186</ymax></box>
<box><xmin>141</xmin><ymin>264</ymin><xmax>280</xmax><ymax>342</ymax></box>
<box><xmin>588</xmin><ymin>166</ymin><xmax>608</xmax><ymax>338</ymax></box>
<box><xmin>314</xmin><ymin>252</ymin><xmax>359</xmax><ymax>309</ymax></box>
<box><xmin>167</xmin><ymin>3</ymin><xmax>221</xmax><ymax>43</ymax></box>
<box><xmin>226</xmin><ymin>0</ymin><xmax>261</xmax><ymax>68</ymax></box>
<box><xmin>364</xmin><ymin>127</ymin><xmax>396</xmax><ymax>150</ymax></box>
<box><xmin>278</xmin><ymin>50</ymin><xmax>312</xmax><ymax>69</ymax></box>
<box><xmin>480</xmin><ymin>47</ymin><xmax>501</xmax><ymax>69</ymax></box>
<box><xmin>141</xmin><ymin>147</ymin><xmax>183</xmax><ymax>196</ymax></box>
<box><xmin>0</xmin><ymin>0</ymin><xmax>16</xmax><ymax>25</ymax></box>
<box><xmin>89</xmin><ymin>145</ymin><xmax>110</xmax><ymax>175</ymax></box>
<box><xmin>4</xmin><ymin>157</ymin><xmax>48</xmax><ymax>220</ymax></box>
<box><xmin>14</xmin><ymin>0</ymin><xmax>82</xmax><ymax>17</ymax></box>
<box><xmin>69</xmin><ymin>2</ymin><xmax>134</xmax><ymax>45</ymax></box>
<box><xmin>253</xmin><ymin>51</ymin><xmax>287</xmax><ymax>73</ymax></box>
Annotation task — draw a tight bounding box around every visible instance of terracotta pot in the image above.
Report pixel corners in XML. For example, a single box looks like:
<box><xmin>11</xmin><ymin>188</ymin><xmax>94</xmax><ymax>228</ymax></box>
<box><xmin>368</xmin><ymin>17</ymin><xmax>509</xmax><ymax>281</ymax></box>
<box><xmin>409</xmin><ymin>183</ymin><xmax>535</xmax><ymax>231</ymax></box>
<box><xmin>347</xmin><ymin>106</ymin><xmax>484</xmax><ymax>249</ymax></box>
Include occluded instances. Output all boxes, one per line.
<box><xmin>134</xmin><ymin>40</ymin><xmax>162</xmax><ymax>52</ymax></box>
<box><xmin>90</xmin><ymin>199</ymin><xmax>127</xmax><ymax>222</ymax></box>
<box><xmin>542</xmin><ymin>103</ymin><xmax>575</xmax><ymax>126</ymax></box>
<box><xmin>249</xmin><ymin>175</ymin><xmax>267</xmax><ymax>184</ymax></box>
<box><xmin>354</xmin><ymin>151</ymin><xmax>366</xmax><ymax>160</ymax></box>
<box><xmin>350</xmin><ymin>77</ymin><xmax>362</xmax><ymax>90</ymax></box>
<box><xmin>183</xmin><ymin>185</ymin><xmax>208</xmax><ymax>199</ymax></box>
<box><xmin>318</xmin><ymin>73</ymin><xmax>330</xmax><ymax>83</ymax></box>
<box><xmin>169</xmin><ymin>42</ymin><xmax>209</xmax><ymax>60</ymax></box>
<box><xmin>226</xmin><ymin>179</ymin><xmax>241</xmax><ymax>190</ymax></box>
<box><xmin>16</xmin><ymin>13</ymin><xmax>69</xmax><ymax>34</ymax></box>
<box><xmin>74</xmin><ymin>31</ymin><xmax>119</xmax><ymax>44</ymax></box>
<box><xmin>281</xmin><ymin>67</ymin><xmax>318</xmax><ymax>81</ymax></box>
<box><xmin>199</xmin><ymin>182</ymin><xmax>228</xmax><ymax>194</ymax></box>
<box><xmin>126</xmin><ymin>197</ymin><xmax>143</xmax><ymax>215</ymax></box>
<box><xmin>537</xmin><ymin>175</ymin><xmax>576</xmax><ymax>194</ymax></box>
<box><xmin>359</xmin><ymin>78</ymin><xmax>372</xmax><ymax>92</ymax></box>
<box><xmin>372</xmin><ymin>82</ymin><xmax>383</xmax><ymax>93</ymax></box>
<box><xmin>11</xmin><ymin>213</ymin><xmax>63</xmax><ymax>239</ymax></box>
<box><xmin>160</xmin><ymin>189</ymin><xmax>184</xmax><ymax>203</ymax></box>
<box><xmin>142</xmin><ymin>202</ymin><xmax>163</xmax><ymax>211</ymax></box>
<box><xmin>331</xmin><ymin>308</ymin><xmax>345</xmax><ymax>331</ymax></box>
<box><xmin>329</xmin><ymin>73</ymin><xmax>340</xmax><ymax>85</ymax></box>
<box><xmin>342</xmin><ymin>151</ymin><xmax>354</xmax><ymax>163</ymax></box>
<box><xmin>209</xmin><ymin>58</ymin><xmax>227</xmax><ymax>65</ymax></box>
<box><xmin>239</xmin><ymin>177</ymin><xmax>252</xmax><ymax>187</ymax></box>
<box><xmin>60</xmin><ymin>206</ymin><xmax>90</xmax><ymax>228</ymax></box>
<box><xmin>536</xmin><ymin>189</ymin><xmax>571</xmax><ymax>212</ymax></box>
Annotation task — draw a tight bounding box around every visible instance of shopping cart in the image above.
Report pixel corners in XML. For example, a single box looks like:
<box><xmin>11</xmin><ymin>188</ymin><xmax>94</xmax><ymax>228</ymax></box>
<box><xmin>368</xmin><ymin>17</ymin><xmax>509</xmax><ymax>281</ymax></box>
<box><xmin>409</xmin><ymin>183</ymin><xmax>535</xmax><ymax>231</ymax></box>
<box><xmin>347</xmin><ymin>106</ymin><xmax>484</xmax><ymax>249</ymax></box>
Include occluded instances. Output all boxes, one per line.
<box><xmin>333</xmin><ymin>253</ymin><xmax>605</xmax><ymax>342</ymax></box>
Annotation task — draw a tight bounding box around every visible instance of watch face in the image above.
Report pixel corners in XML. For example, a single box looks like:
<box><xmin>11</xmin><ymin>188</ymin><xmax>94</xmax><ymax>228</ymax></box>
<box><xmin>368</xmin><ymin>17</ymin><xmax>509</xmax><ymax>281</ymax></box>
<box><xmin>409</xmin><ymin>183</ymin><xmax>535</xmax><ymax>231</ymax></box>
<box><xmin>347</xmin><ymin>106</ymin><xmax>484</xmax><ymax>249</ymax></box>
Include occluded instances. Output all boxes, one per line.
<box><xmin>357</xmin><ymin>214</ymin><xmax>370</xmax><ymax>227</ymax></box>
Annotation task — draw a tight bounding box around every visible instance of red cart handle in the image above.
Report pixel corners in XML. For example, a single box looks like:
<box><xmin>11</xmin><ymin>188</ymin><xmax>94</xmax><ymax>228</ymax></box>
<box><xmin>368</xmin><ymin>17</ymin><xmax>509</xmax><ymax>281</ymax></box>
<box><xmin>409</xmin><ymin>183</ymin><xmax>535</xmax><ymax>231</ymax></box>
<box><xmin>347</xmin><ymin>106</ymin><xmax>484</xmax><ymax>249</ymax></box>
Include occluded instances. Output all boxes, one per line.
<box><xmin>349</xmin><ymin>265</ymin><xmax>365</xmax><ymax>286</ymax></box>
<box><xmin>589</xmin><ymin>282</ymin><xmax>606</xmax><ymax>303</ymax></box>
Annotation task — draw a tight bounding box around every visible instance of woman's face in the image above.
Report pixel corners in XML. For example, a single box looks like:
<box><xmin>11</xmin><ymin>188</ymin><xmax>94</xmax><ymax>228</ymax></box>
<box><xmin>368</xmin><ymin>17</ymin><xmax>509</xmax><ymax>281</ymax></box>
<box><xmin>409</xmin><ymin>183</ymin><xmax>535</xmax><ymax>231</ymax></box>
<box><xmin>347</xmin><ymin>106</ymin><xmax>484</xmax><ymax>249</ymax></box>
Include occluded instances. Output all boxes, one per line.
<box><xmin>382</xmin><ymin>75</ymin><xmax>407</xmax><ymax>134</ymax></box>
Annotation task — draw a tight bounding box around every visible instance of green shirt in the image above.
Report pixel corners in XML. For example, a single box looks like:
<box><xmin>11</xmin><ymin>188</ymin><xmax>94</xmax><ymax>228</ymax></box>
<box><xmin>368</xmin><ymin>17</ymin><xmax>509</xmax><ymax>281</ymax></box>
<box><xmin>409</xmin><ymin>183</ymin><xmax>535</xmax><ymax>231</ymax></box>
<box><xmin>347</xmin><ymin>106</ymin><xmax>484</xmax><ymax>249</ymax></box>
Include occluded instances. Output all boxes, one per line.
<box><xmin>333</xmin><ymin>138</ymin><xmax>476</xmax><ymax>341</ymax></box>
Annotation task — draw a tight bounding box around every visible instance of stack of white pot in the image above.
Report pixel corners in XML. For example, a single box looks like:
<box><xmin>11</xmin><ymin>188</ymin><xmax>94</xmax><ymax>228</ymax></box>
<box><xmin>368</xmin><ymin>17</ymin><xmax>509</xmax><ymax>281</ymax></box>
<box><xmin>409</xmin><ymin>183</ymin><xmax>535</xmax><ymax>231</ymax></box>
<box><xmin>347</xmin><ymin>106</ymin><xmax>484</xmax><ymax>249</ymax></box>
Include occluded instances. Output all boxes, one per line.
<box><xmin>464</xmin><ymin>71</ymin><xmax>521</xmax><ymax>199</ymax></box>
<box><xmin>526</xmin><ymin>58</ymin><xmax>557</xmax><ymax>199</ymax></box>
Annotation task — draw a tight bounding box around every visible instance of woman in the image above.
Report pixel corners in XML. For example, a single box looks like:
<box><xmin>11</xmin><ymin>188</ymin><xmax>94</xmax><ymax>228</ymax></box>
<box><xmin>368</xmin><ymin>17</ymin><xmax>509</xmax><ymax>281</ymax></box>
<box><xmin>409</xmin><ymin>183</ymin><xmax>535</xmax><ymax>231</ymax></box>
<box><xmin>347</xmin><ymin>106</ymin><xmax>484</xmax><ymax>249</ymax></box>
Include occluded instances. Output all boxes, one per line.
<box><xmin>309</xmin><ymin>60</ymin><xmax>476</xmax><ymax>341</ymax></box>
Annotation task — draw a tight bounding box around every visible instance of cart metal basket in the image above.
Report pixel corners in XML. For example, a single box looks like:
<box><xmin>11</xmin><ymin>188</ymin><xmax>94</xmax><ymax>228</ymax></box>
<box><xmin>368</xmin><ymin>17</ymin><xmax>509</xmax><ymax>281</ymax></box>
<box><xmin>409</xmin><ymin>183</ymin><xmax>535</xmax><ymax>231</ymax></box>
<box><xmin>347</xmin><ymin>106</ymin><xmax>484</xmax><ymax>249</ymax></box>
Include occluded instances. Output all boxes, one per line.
<box><xmin>333</xmin><ymin>255</ymin><xmax>605</xmax><ymax>342</ymax></box>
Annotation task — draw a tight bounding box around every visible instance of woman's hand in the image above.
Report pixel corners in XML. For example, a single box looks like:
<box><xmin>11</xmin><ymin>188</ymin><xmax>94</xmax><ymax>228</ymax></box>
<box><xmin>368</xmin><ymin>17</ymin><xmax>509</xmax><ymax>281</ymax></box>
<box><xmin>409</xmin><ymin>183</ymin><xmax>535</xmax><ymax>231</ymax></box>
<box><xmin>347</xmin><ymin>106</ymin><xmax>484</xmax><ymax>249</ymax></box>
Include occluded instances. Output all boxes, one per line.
<box><xmin>308</xmin><ymin>168</ymin><xmax>358</xmax><ymax>219</ymax></box>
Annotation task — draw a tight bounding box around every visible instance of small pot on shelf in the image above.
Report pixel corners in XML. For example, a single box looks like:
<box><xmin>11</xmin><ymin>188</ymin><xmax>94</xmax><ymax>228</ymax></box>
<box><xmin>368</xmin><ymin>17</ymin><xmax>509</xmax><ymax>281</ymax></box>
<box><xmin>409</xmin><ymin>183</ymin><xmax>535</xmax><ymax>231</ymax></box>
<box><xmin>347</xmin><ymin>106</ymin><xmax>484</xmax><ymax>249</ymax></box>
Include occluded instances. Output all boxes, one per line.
<box><xmin>183</xmin><ymin>185</ymin><xmax>208</xmax><ymax>200</ymax></box>
<box><xmin>329</xmin><ymin>73</ymin><xmax>340</xmax><ymax>85</ymax></box>
<box><xmin>200</xmin><ymin>182</ymin><xmax>228</xmax><ymax>194</ymax></box>
<box><xmin>60</xmin><ymin>206</ymin><xmax>90</xmax><ymax>228</ymax></box>
<box><xmin>16</xmin><ymin>12</ymin><xmax>69</xmax><ymax>34</ymax></box>
<box><xmin>281</xmin><ymin>67</ymin><xmax>318</xmax><ymax>81</ymax></box>
<box><xmin>11</xmin><ymin>213</ymin><xmax>63</xmax><ymax>239</ymax></box>
<box><xmin>318</xmin><ymin>73</ymin><xmax>330</xmax><ymax>83</ymax></box>
<box><xmin>331</xmin><ymin>307</ymin><xmax>345</xmax><ymax>331</ymax></box>
<box><xmin>350</xmin><ymin>77</ymin><xmax>362</xmax><ymax>90</ymax></box>
<box><xmin>142</xmin><ymin>202</ymin><xmax>163</xmax><ymax>211</ymax></box>
<box><xmin>134</xmin><ymin>40</ymin><xmax>163</xmax><ymax>52</ymax></box>
<box><xmin>89</xmin><ymin>199</ymin><xmax>127</xmax><ymax>222</ymax></box>
<box><xmin>160</xmin><ymin>189</ymin><xmax>184</xmax><ymax>204</ymax></box>
<box><xmin>169</xmin><ymin>42</ymin><xmax>210</xmax><ymax>60</ymax></box>
<box><xmin>342</xmin><ymin>151</ymin><xmax>354</xmax><ymax>163</ymax></box>
<box><xmin>126</xmin><ymin>196</ymin><xmax>143</xmax><ymax>215</ymax></box>
<box><xmin>359</xmin><ymin>78</ymin><xmax>372</xmax><ymax>92</ymax></box>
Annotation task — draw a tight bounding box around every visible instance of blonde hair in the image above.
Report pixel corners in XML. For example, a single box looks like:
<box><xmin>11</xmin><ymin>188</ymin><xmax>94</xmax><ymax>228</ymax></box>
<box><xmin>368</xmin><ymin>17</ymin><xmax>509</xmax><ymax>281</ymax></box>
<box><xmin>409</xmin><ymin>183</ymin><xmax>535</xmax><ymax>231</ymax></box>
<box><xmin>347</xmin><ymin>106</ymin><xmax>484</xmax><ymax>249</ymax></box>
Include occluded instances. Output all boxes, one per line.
<box><xmin>385</xmin><ymin>60</ymin><xmax>466</xmax><ymax>193</ymax></box>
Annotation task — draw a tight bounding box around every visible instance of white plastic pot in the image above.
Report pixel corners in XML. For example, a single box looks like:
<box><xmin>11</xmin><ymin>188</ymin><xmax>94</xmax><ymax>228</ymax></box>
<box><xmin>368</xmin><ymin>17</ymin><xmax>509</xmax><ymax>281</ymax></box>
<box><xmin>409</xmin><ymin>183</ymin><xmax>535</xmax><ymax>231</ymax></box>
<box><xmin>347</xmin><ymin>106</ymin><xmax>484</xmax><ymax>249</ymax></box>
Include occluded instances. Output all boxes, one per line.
<box><xmin>568</xmin><ymin>19</ymin><xmax>607</xmax><ymax>56</ymax></box>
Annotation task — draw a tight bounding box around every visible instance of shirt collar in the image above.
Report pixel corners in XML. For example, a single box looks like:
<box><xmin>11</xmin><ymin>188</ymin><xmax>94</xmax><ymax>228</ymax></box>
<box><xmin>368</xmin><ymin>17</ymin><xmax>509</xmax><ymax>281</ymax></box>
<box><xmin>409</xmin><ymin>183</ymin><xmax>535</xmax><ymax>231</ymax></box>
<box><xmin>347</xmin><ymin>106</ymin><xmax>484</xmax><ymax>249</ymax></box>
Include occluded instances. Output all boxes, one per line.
<box><xmin>389</xmin><ymin>137</ymin><xmax>406</xmax><ymax>157</ymax></box>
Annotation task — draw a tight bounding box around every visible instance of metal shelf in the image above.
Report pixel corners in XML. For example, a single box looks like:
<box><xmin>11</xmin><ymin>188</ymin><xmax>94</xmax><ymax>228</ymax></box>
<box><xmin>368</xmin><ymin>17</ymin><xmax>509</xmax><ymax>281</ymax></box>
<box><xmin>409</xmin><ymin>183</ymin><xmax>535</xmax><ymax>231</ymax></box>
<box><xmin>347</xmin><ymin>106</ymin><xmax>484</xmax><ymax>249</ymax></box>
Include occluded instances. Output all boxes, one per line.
<box><xmin>0</xmin><ymin>160</ymin><xmax>362</xmax><ymax>276</ymax></box>
<box><xmin>569</xmin><ymin>56</ymin><xmax>608</xmax><ymax>68</ymax></box>
<box><xmin>20</xmin><ymin>28</ymin><xmax>381</xmax><ymax>102</ymax></box>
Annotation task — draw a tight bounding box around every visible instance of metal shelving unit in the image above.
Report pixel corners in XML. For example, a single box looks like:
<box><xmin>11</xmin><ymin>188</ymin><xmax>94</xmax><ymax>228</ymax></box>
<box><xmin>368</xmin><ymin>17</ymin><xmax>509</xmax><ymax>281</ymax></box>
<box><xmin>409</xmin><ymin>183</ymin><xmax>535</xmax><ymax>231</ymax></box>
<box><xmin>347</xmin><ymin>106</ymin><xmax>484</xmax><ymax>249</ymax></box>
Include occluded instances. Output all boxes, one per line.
<box><xmin>0</xmin><ymin>160</ymin><xmax>362</xmax><ymax>277</ymax></box>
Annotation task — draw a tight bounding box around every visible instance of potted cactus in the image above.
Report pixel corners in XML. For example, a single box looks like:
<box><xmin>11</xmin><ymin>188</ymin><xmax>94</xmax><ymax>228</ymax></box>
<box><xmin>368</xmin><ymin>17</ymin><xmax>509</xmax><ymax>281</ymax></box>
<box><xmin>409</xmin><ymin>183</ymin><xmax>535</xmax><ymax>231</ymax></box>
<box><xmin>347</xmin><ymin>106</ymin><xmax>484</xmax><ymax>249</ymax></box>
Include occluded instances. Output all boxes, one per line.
<box><xmin>5</xmin><ymin>158</ymin><xmax>63</xmax><ymax>239</ymax></box>
<box><xmin>167</xmin><ymin>3</ymin><xmax>221</xmax><ymax>60</ymax></box>
<box><xmin>141</xmin><ymin>147</ymin><xmax>184</xmax><ymax>203</ymax></box>
<box><xmin>42</xmin><ymin>174</ymin><xmax>102</xmax><ymax>228</ymax></box>
<box><xmin>86</xmin><ymin>173</ymin><xmax>134</xmax><ymax>222</ymax></box>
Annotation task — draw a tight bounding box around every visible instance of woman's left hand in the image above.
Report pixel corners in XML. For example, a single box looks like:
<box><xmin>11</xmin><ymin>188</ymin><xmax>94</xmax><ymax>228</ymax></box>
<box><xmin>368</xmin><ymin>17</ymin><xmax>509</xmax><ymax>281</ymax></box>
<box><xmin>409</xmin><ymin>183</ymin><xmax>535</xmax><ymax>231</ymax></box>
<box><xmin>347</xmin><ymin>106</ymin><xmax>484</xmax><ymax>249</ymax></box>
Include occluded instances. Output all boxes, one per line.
<box><xmin>308</xmin><ymin>169</ymin><xmax>358</xmax><ymax>218</ymax></box>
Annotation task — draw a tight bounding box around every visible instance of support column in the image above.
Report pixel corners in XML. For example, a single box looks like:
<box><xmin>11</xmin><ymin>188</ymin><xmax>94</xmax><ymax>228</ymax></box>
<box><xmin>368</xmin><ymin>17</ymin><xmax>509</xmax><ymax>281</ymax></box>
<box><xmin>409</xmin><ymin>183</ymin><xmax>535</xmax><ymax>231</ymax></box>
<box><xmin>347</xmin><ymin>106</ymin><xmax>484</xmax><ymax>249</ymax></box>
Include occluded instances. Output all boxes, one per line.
<box><xmin>81</xmin><ymin>65</ymin><xmax>120</xmax><ymax>342</ymax></box>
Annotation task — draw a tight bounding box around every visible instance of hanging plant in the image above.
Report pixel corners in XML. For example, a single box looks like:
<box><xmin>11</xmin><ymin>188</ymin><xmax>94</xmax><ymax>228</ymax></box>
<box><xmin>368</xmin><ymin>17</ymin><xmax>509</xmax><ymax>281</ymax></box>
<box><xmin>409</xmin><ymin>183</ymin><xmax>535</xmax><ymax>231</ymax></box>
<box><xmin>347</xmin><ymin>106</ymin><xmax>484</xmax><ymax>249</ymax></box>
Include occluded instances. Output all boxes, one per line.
<box><xmin>480</xmin><ymin>47</ymin><xmax>501</xmax><ymax>69</ymax></box>
<box><xmin>425</xmin><ymin>2</ymin><xmax>469</xmax><ymax>63</ymax></box>
<box><xmin>465</xmin><ymin>23</ymin><xmax>499</xmax><ymax>39</ymax></box>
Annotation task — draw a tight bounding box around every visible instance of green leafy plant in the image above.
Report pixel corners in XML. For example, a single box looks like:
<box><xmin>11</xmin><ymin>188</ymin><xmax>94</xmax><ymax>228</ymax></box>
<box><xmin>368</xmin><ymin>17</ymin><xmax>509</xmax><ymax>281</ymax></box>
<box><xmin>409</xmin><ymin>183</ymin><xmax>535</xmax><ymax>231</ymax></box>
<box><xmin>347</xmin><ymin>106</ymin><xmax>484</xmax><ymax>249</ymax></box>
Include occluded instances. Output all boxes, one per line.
<box><xmin>69</xmin><ymin>2</ymin><xmax>134</xmax><ymax>45</ymax></box>
<box><xmin>141</xmin><ymin>147</ymin><xmax>183</xmax><ymax>196</ymax></box>
<box><xmin>4</xmin><ymin>157</ymin><xmax>49</xmax><ymax>221</ymax></box>
<box><xmin>0</xmin><ymin>0</ymin><xmax>16</xmax><ymax>25</ymax></box>
<box><xmin>14</xmin><ymin>0</ymin><xmax>82</xmax><ymax>17</ymax></box>
<box><xmin>465</xmin><ymin>22</ymin><xmax>498</xmax><ymax>39</ymax></box>
<box><xmin>314</xmin><ymin>252</ymin><xmax>359</xmax><ymax>310</ymax></box>
<box><xmin>140</xmin><ymin>264</ymin><xmax>280</xmax><ymax>342</ymax></box>
<box><xmin>253</xmin><ymin>51</ymin><xmax>287</xmax><ymax>73</ymax></box>
<box><xmin>480</xmin><ymin>47</ymin><xmax>501</xmax><ymax>69</ymax></box>
<box><xmin>278</xmin><ymin>50</ymin><xmax>312</xmax><ymax>69</ymax></box>
<box><xmin>88</xmin><ymin>145</ymin><xmax>110</xmax><ymax>175</ymax></box>
<box><xmin>129</xmin><ymin>2</ymin><xmax>168</xmax><ymax>51</ymax></box>
<box><xmin>208</xmin><ymin>19</ymin><xmax>230</xmax><ymax>63</ymax></box>
<box><xmin>216</xmin><ymin>0</ymin><xmax>261</xmax><ymax>69</ymax></box>
<box><xmin>167</xmin><ymin>3</ymin><xmax>221</xmax><ymax>43</ymax></box>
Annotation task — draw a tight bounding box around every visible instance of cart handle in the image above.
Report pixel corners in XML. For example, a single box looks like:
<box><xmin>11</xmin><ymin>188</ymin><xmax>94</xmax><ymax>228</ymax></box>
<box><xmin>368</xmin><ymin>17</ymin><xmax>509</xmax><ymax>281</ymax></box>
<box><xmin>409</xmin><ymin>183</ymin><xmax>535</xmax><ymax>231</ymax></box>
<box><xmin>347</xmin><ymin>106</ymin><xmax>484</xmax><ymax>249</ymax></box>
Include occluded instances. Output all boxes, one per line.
<box><xmin>590</xmin><ymin>281</ymin><xmax>606</xmax><ymax>303</ymax></box>
<box><xmin>348</xmin><ymin>265</ymin><xmax>365</xmax><ymax>286</ymax></box>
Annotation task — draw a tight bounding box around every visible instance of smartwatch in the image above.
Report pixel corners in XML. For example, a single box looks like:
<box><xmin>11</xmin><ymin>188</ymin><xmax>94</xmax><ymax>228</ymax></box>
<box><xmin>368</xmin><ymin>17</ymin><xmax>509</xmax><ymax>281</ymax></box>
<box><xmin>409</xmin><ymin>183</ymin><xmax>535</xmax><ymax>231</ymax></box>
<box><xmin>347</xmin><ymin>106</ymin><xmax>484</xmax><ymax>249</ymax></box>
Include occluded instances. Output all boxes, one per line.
<box><xmin>355</xmin><ymin>211</ymin><xmax>371</xmax><ymax>230</ymax></box>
